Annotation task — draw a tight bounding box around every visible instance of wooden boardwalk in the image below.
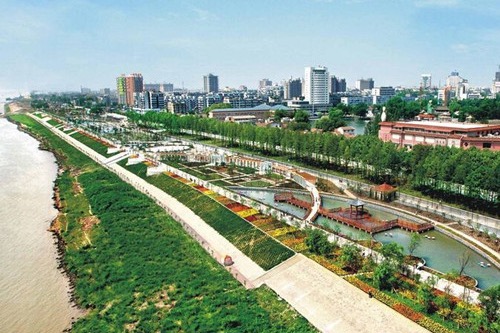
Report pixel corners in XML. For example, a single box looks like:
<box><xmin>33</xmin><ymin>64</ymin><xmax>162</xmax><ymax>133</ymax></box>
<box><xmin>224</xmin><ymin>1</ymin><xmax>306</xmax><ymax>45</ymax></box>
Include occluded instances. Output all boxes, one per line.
<box><xmin>274</xmin><ymin>192</ymin><xmax>434</xmax><ymax>234</ymax></box>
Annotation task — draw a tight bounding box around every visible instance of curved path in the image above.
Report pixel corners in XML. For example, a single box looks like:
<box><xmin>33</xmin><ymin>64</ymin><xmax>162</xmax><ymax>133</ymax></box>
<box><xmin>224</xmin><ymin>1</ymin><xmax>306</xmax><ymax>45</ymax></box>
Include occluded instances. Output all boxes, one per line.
<box><xmin>32</xmin><ymin>114</ymin><xmax>430</xmax><ymax>333</ymax></box>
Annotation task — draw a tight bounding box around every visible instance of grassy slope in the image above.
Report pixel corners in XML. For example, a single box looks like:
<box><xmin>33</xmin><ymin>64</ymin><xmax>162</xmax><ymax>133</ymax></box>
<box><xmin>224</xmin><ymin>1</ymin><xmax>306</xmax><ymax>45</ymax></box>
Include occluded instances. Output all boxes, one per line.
<box><xmin>70</xmin><ymin>131</ymin><xmax>114</xmax><ymax>157</ymax></box>
<box><xmin>121</xmin><ymin>162</ymin><xmax>294</xmax><ymax>270</ymax></box>
<box><xmin>9</xmin><ymin>114</ymin><xmax>315</xmax><ymax>333</ymax></box>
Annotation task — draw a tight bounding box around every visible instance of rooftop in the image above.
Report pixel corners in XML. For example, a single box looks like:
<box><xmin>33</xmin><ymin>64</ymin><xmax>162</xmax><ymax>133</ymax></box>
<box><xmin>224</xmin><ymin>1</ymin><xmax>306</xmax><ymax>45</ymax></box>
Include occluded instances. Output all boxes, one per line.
<box><xmin>404</xmin><ymin>121</ymin><xmax>490</xmax><ymax>129</ymax></box>
<box><xmin>211</xmin><ymin>103</ymin><xmax>290</xmax><ymax>113</ymax></box>
<box><xmin>383</xmin><ymin>120</ymin><xmax>500</xmax><ymax>130</ymax></box>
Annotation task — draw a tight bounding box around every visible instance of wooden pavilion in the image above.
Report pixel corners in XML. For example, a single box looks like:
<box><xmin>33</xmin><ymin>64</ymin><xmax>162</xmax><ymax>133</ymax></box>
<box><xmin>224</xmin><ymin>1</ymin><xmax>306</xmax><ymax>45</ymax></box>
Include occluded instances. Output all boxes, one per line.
<box><xmin>348</xmin><ymin>198</ymin><xmax>365</xmax><ymax>219</ymax></box>
<box><xmin>371</xmin><ymin>182</ymin><xmax>397</xmax><ymax>202</ymax></box>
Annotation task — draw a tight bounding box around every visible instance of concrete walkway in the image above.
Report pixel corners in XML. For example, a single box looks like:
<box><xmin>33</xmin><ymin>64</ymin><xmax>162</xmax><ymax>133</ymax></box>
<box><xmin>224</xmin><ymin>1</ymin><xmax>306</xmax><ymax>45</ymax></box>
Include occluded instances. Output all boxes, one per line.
<box><xmin>33</xmin><ymin>115</ymin><xmax>432</xmax><ymax>333</ymax></box>
<box><xmin>260</xmin><ymin>254</ymin><xmax>429</xmax><ymax>333</ymax></box>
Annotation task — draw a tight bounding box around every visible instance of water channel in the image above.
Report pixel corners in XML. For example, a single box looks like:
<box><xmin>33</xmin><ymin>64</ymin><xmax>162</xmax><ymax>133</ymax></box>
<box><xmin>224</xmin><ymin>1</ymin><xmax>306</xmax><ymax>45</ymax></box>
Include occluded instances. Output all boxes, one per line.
<box><xmin>235</xmin><ymin>188</ymin><xmax>500</xmax><ymax>290</ymax></box>
<box><xmin>310</xmin><ymin>117</ymin><xmax>370</xmax><ymax>135</ymax></box>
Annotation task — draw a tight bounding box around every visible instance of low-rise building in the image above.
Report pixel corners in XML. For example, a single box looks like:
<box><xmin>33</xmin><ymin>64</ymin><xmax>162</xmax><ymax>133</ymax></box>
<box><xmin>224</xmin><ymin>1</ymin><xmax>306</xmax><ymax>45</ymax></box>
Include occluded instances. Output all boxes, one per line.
<box><xmin>340</xmin><ymin>96</ymin><xmax>372</xmax><ymax>106</ymax></box>
<box><xmin>225</xmin><ymin>115</ymin><xmax>257</xmax><ymax>123</ymax></box>
<box><xmin>335</xmin><ymin>126</ymin><xmax>356</xmax><ymax>137</ymax></box>
<box><xmin>379</xmin><ymin>120</ymin><xmax>500</xmax><ymax>150</ymax></box>
<box><xmin>209</xmin><ymin>104</ymin><xmax>290</xmax><ymax>121</ymax></box>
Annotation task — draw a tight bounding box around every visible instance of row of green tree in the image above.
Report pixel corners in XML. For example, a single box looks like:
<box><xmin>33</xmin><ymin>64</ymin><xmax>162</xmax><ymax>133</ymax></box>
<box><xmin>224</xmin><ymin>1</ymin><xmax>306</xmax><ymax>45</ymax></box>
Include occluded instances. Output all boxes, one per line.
<box><xmin>449</xmin><ymin>96</ymin><xmax>500</xmax><ymax>122</ymax></box>
<box><xmin>127</xmin><ymin>111</ymin><xmax>499</xmax><ymax>215</ymax></box>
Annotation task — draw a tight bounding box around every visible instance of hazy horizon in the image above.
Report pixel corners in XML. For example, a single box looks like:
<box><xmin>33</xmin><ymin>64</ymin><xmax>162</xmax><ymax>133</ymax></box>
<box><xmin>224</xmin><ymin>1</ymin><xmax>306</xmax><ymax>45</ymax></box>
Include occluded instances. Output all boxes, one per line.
<box><xmin>1</xmin><ymin>0</ymin><xmax>499</xmax><ymax>94</ymax></box>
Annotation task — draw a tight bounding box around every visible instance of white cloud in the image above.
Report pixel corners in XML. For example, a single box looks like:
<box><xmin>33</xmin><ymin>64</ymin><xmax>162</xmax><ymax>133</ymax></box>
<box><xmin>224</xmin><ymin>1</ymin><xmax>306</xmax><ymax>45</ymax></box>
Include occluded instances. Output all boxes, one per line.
<box><xmin>191</xmin><ymin>7</ymin><xmax>218</xmax><ymax>22</ymax></box>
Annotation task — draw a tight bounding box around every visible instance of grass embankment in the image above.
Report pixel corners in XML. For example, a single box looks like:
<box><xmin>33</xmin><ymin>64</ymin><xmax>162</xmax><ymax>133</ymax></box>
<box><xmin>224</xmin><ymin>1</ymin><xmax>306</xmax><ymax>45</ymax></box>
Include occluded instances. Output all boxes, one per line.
<box><xmin>241</xmin><ymin>180</ymin><xmax>272</xmax><ymax>188</ymax></box>
<box><xmin>121</xmin><ymin>162</ymin><xmax>295</xmax><ymax>270</ymax></box>
<box><xmin>70</xmin><ymin>131</ymin><xmax>116</xmax><ymax>157</ymax></box>
<box><xmin>47</xmin><ymin>118</ymin><xmax>61</xmax><ymax>127</ymax></box>
<box><xmin>9</xmin><ymin>114</ymin><xmax>316</xmax><ymax>333</ymax></box>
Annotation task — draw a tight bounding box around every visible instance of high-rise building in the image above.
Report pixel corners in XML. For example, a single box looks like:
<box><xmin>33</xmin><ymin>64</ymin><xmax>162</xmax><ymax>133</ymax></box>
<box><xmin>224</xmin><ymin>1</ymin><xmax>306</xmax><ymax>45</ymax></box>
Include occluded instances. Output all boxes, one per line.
<box><xmin>356</xmin><ymin>78</ymin><xmax>374</xmax><ymax>91</ymax></box>
<box><xmin>493</xmin><ymin>66</ymin><xmax>500</xmax><ymax>95</ymax></box>
<box><xmin>203</xmin><ymin>74</ymin><xmax>219</xmax><ymax>93</ymax></box>
<box><xmin>116</xmin><ymin>75</ymin><xmax>127</xmax><ymax>105</ymax></box>
<box><xmin>284</xmin><ymin>78</ymin><xmax>302</xmax><ymax>99</ymax></box>
<box><xmin>144</xmin><ymin>83</ymin><xmax>174</xmax><ymax>93</ymax></box>
<box><xmin>144</xmin><ymin>83</ymin><xmax>161</xmax><ymax>92</ymax></box>
<box><xmin>162</xmin><ymin>83</ymin><xmax>174</xmax><ymax>92</ymax></box>
<box><xmin>126</xmin><ymin>73</ymin><xmax>143</xmax><ymax>106</ymax></box>
<box><xmin>446</xmin><ymin>71</ymin><xmax>465</xmax><ymax>89</ymax></box>
<box><xmin>259</xmin><ymin>79</ymin><xmax>272</xmax><ymax>90</ymax></box>
<box><xmin>142</xmin><ymin>91</ymin><xmax>165</xmax><ymax>110</ymax></box>
<box><xmin>80</xmin><ymin>87</ymin><xmax>91</xmax><ymax>94</ymax></box>
<box><xmin>304</xmin><ymin>66</ymin><xmax>329</xmax><ymax>105</ymax></box>
<box><xmin>330</xmin><ymin>76</ymin><xmax>347</xmax><ymax>93</ymax></box>
<box><xmin>421</xmin><ymin>74</ymin><xmax>432</xmax><ymax>89</ymax></box>
<box><xmin>117</xmin><ymin>73</ymin><xmax>143</xmax><ymax>106</ymax></box>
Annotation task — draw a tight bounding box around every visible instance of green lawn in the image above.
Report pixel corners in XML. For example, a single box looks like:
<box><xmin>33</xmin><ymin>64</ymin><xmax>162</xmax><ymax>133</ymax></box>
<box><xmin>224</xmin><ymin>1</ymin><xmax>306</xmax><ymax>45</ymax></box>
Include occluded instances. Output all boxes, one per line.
<box><xmin>241</xmin><ymin>180</ymin><xmax>272</xmax><ymax>188</ymax></box>
<box><xmin>47</xmin><ymin>118</ymin><xmax>61</xmax><ymax>126</ymax></box>
<box><xmin>9</xmin><ymin>114</ymin><xmax>316</xmax><ymax>333</ymax></box>
<box><xmin>210</xmin><ymin>179</ymin><xmax>233</xmax><ymax>187</ymax></box>
<box><xmin>70</xmin><ymin>131</ymin><xmax>116</xmax><ymax>157</ymax></box>
<box><xmin>237</xmin><ymin>166</ymin><xmax>256</xmax><ymax>174</ymax></box>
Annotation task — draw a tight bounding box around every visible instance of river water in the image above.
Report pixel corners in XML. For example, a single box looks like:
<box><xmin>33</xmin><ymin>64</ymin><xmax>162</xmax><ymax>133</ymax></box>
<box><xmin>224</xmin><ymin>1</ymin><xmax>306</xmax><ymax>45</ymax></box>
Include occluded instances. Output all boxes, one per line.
<box><xmin>0</xmin><ymin>108</ymin><xmax>80</xmax><ymax>332</ymax></box>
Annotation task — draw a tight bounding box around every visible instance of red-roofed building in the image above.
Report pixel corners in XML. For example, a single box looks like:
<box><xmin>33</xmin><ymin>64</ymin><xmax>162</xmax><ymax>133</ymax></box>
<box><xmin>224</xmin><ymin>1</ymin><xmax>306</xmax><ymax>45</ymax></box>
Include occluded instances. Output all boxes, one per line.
<box><xmin>378</xmin><ymin>120</ymin><xmax>500</xmax><ymax>150</ymax></box>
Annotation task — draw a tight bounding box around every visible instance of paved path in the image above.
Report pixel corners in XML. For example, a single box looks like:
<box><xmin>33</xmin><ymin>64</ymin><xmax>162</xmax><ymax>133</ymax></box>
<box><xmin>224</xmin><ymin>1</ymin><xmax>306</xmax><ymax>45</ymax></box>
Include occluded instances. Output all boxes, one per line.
<box><xmin>33</xmin><ymin>114</ymin><xmax>431</xmax><ymax>333</ymax></box>
<box><xmin>260</xmin><ymin>254</ymin><xmax>429</xmax><ymax>333</ymax></box>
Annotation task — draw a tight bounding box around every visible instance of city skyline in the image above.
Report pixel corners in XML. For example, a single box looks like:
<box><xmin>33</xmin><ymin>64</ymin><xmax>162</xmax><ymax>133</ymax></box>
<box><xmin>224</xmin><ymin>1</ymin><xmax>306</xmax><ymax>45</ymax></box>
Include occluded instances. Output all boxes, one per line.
<box><xmin>1</xmin><ymin>0</ymin><xmax>499</xmax><ymax>94</ymax></box>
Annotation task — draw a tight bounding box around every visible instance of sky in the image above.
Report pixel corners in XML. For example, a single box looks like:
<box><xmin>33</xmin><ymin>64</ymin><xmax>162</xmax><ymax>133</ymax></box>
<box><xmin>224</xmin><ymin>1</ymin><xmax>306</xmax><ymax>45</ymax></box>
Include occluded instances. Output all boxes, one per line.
<box><xmin>0</xmin><ymin>0</ymin><xmax>499</xmax><ymax>95</ymax></box>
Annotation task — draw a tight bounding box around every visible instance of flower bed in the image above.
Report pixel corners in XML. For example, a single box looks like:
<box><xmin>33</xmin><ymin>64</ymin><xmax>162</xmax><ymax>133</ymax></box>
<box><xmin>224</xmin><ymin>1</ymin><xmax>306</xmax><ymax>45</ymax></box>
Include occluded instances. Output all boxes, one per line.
<box><xmin>268</xmin><ymin>227</ymin><xmax>296</xmax><ymax>238</ymax></box>
<box><xmin>345</xmin><ymin>275</ymin><xmax>377</xmax><ymax>294</ymax></box>
<box><xmin>244</xmin><ymin>215</ymin><xmax>258</xmax><ymax>222</ymax></box>
<box><xmin>225</xmin><ymin>202</ymin><xmax>242</xmax><ymax>209</ymax></box>
<box><xmin>237</xmin><ymin>208</ymin><xmax>259</xmax><ymax>218</ymax></box>
<box><xmin>229</xmin><ymin>205</ymin><xmax>249</xmax><ymax>213</ymax></box>
<box><xmin>345</xmin><ymin>276</ymin><xmax>461</xmax><ymax>333</ymax></box>
<box><xmin>416</xmin><ymin>317</ymin><xmax>455</xmax><ymax>333</ymax></box>
<box><xmin>251</xmin><ymin>218</ymin><xmax>275</xmax><ymax>228</ymax></box>
<box><xmin>393</xmin><ymin>302</ymin><xmax>424</xmax><ymax>321</ymax></box>
<box><xmin>282</xmin><ymin>237</ymin><xmax>306</xmax><ymax>248</ymax></box>
<box><xmin>310</xmin><ymin>255</ymin><xmax>349</xmax><ymax>276</ymax></box>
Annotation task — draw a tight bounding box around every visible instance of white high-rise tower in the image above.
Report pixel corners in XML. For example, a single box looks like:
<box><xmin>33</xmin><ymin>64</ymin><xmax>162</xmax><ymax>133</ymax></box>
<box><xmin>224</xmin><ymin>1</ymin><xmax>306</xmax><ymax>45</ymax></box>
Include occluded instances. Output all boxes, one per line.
<box><xmin>304</xmin><ymin>66</ymin><xmax>329</xmax><ymax>105</ymax></box>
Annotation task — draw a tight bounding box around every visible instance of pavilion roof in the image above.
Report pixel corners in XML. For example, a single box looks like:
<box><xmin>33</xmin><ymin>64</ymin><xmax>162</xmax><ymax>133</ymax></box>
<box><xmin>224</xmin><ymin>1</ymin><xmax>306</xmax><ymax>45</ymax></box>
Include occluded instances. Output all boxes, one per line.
<box><xmin>348</xmin><ymin>198</ymin><xmax>365</xmax><ymax>207</ymax></box>
<box><xmin>373</xmin><ymin>182</ymin><xmax>397</xmax><ymax>192</ymax></box>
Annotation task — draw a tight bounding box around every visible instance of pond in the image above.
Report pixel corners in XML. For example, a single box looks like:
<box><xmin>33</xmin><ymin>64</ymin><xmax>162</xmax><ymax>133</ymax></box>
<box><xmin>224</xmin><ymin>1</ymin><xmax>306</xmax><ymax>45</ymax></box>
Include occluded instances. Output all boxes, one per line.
<box><xmin>235</xmin><ymin>187</ymin><xmax>500</xmax><ymax>290</ymax></box>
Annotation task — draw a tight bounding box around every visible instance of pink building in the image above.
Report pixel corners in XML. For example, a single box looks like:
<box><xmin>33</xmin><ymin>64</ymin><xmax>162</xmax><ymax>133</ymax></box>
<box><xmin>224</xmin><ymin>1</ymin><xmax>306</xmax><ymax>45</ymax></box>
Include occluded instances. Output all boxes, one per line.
<box><xmin>378</xmin><ymin>121</ymin><xmax>500</xmax><ymax>150</ymax></box>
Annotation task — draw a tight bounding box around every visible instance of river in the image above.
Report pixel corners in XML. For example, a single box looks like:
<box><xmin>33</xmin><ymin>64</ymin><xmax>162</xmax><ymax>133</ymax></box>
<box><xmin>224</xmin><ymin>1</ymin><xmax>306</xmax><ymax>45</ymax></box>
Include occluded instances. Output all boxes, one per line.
<box><xmin>0</xmin><ymin>104</ymin><xmax>80</xmax><ymax>332</ymax></box>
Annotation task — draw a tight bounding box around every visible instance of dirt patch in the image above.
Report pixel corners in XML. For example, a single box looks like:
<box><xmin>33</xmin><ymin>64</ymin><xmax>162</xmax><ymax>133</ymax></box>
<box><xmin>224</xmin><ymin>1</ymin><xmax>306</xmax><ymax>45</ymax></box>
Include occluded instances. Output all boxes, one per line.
<box><xmin>451</xmin><ymin>223</ymin><xmax>500</xmax><ymax>252</ymax></box>
<box><xmin>316</xmin><ymin>178</ymin><xmax>343</xmax><ymax>195</ymax></box>
<box><xmin>153</xmin><ymin>286</ymin><xmax>177</xmax><ymax>310</ymax></box>
<box><xmin>80</xmin><ymin>215</ymin><xmax>100</xmax><ymax>231</ymax></box>
<box><xmin>72</xmin><ymin>181</ymin><xmax>83</xmax><ymax>195</ymax></box>
<box><xmin>124</xmin><ymin>322</ymin><xmax>138</xmax><ymax>332</ymax></box>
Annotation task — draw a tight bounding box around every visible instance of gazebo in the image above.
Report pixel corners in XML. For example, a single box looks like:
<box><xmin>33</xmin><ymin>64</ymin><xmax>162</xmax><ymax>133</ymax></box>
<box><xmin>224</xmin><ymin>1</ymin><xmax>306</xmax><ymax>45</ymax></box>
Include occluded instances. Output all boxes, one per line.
<box><xmin>348</xmin><ymin>198</ymin><xmax>365</xmax><ymax>219</ymax></box>
<box><xmin>371</xmin><ymin>183</ymin><xmax>397</xmax><ymax>202</ymax></box>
